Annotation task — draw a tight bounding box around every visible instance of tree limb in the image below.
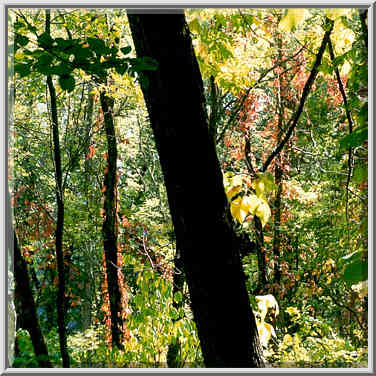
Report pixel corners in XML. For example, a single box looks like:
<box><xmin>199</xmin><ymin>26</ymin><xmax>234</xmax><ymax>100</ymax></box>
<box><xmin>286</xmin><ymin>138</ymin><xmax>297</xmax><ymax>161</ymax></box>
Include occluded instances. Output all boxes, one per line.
<box><xmin>261</xmin><ymin>19</ymin><xmax>334</xmax><ymax>172</ymax></box>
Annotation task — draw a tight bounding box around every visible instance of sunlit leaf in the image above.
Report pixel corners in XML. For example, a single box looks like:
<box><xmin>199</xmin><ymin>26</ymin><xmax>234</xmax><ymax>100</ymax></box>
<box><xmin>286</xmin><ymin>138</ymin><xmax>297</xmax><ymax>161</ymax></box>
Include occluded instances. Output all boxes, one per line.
<box><xmin>241</xmin><ymin>194</ymin><xmax>261</xmax><ymax>216</ymax></box>
<box><xmin>226</xmin><ymin>185</ymin><xmax>242</xmax><ymax>200</ymax></box>
<box><xmin>324</xmin><ymin>8</ymin><xmax>353</xmax><ymax>21</ymax></box>
<box><xmin>255</xmin><ymin>199</ymin><xmax>271</xmax><ymax>227</ymax></box>
<box><xmin>230</xmin><ymin>196</ymin><xmax>247</xmax><ymax>223</ymax></box>
<box><xmin>279</xmin><ymin>9</ymin><xmax>309</xmax><ymax>32</ymax></box>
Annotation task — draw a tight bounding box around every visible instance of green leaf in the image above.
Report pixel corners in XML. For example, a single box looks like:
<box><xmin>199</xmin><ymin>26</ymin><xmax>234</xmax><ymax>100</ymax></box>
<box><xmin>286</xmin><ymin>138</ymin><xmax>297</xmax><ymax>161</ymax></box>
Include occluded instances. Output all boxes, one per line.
<box><xmin>15</xmin><ymin>34</ymin><xmax>29</xmax><ymax>48</ymax></box>
<box><xmin>58</xmin><ymin>74</ymin><xmax>75</xmax><ymax>92</ymax></box>
<box><xmin>120</xmin><ymin>46</ymin><xmax>132</xmax><ymax>55</ymax></box>
<box><xmin>35</xmin><ymin>53</ymin><xmax>54</xmax><ymax>74</ymax></box>
<box><xmin>50</xmin><ymin>62</ymin><xmax>73</xmax><ymax>76</ymax></box>
<box><xmin>115</xmin><ymin>62</ymin><xmax>128</xmax><ymax>75</ymax></box>
<box><xmin>37</xmin><ymin>32</ymin><xmax>54</xmax><ymax>48</ymax></box>
<box><xmin>339</xmin><ymin>127</ymin><xmax>367</xmax><ymax>150</ymax></box>
<box><xmin>72</xmin><ymin>46</ymin><xmax>93</xmax><ymax>62</ymax></box>
<box><xmin>173</xmin><ymin>291</ymin><xmax>183</xmax><ymax>304</ymax></box>
<box><xmin>87</xmin><ymin>37</ymin><xmax>106</xmax><ymax>56</ymax></box>
<box><xmin>189</xmin><ymin>18</ymin><xmax>201</xmax><ymax>33</ymax></box>
<box><xmin>13</xmin><ymin>21</ymin><xmax>25</xmax><ymax>30</ymax></box>
<box><xmin>54</xmin><ymin>38</ymin><xmax>75</xmax><ymax>51</ymax></box>
<box><xmin>358</xmin><ymin>103</ymin><xmax>368</xmax><ymax>128</ymax></box>
<box><xmin>37</xmin><ymin>53</ymin><xmax>53</xmax><ymax>66</ymax></box>
<box><xmin>14</xmin><ymin>63</ymin><xmax>31</xmax><ymax>78</ymax></box>
<box><xmin>343</xmin><ymin>259</ymin><xmax>367</xmax><ymax>285</ymax></box>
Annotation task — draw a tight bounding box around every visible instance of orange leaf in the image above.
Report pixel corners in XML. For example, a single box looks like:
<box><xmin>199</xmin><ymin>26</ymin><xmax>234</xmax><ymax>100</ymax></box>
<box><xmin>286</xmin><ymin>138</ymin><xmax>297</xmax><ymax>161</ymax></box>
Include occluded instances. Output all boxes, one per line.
<box><xmin>86</xmin><ymin>145</ymin><xmax>96</xmax><ymax>160</ymax></box>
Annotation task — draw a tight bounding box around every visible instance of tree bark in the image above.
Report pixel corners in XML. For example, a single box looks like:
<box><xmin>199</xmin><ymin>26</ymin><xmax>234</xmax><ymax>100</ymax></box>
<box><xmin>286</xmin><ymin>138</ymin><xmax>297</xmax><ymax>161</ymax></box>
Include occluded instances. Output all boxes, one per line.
<box><xmin>12</xmin><ymin>221</ymin><xmax>52</xmax><ymax>367</ymax></box>
<box><xmin>46</xmin><ymin>9</ymin><xmax>69</xmax><ymax>368</ymax></box>
<box><xmin>128</xmin><ymin>12</ymin><xmax>264</xmax><ymax>367</ymax></box>
<box><xmin>100</xmin><ymin>90</ymin><xmax>124</xmax><ymax>350</ymax></box>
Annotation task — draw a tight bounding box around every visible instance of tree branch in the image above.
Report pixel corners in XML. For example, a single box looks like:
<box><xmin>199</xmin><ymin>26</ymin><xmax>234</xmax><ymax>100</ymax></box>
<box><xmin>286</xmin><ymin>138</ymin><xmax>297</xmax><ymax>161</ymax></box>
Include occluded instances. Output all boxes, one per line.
<box><xmin>216</xmin><ymin>45</ymin><xmax>307</xmax><ymax>144</ymax></box>
<box><xmin>261</xmin><ymin>19</ymin><xmax>334</xmax><ymax>172</ymax></box>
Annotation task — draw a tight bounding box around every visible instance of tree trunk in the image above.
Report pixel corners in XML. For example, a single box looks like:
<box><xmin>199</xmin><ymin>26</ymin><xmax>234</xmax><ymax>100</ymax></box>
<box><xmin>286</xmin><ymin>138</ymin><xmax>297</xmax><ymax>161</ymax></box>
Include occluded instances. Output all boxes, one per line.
<box><xmin>100</xmin><ymin>90</ymin><xmax>124</xmax><ymax>350</ymax></box>
<box><xmin>128</xmin><ymin>12</ymin><xmax>264</xmax><ymax>367</ymax></box>
<box><xmin>12</xmin><ymin>222</ymin><xmax>52</xmax><ymax>367</ymax></box>
<box><xmin>46</xmin><ymin>10</ymin><xmax>69</xmax><ymax>368</ymax></box>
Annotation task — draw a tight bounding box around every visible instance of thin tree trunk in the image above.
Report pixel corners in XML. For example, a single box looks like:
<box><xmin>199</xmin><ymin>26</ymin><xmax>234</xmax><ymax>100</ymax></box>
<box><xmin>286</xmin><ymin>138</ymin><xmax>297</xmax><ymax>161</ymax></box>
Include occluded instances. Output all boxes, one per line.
<box><xmin>45</xmin><ymin>9</ymin><xmax>69</xmax><ymax>368</ymax></box>
<box><xmin>128</xmin><ymin>12</ymin><xmax>264</xmax><ymax>367</ymax></box>
<box><xmin>100</xmin><ymin>90</ymin><xmax>123</xmax><ymax>350</ymax></box>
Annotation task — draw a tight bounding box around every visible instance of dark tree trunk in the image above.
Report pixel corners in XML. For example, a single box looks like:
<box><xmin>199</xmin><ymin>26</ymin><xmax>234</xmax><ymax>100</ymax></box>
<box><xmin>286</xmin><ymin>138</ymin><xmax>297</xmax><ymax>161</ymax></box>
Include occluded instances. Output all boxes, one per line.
<box><xmin>47</xmin><ymin>73</ymin><xmax>69</xmax><ymax>368</ymax></box>
<box><xmin>13</xmin><ymin>228</ymin><xmax>52</xmax><ymax>367</ymax></box>
<box><xmin>100</xmin><ymin>91</ymin><xmax>123</xmax><ymax>350</ymax></box>
<box><xmin>46</xmin><ymin>10</ymin><xmax>69</xmax><ymax>368</ymax></box>
<box><xmin>128</xmin><ymin>12</ymin><xmax>264</xmax><ymax>367</ymax></box>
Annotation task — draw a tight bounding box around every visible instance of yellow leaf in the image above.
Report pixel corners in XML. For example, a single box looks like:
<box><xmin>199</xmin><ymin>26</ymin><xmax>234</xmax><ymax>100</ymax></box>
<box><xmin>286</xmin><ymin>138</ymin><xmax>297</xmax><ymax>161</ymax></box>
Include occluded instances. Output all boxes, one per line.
<box><xmin>226</xmin><ymin>185</ymin><xmax>241</xmax><ymax>200</ymax></box>
<box><xmin>232</xmin><ymin>175</ymin><xmax>243</xmax><ymax>187</ymax></box>
<box><xmin>331</xmin><ymin>18</ymin><xmax>355</xmax><ymax>54</ymax></box>
<box><xmin>279</xmin><ymin>9</ymin><xmax>309</xmax><ymax>32</ymax></box>
<box><xmin>283</xmin><ymin>334</ymin><xmax>293</xmax><ymax>347</ymax></box>
<box><xmin>324</xmin><ymin>8</ymin><xmax>353</xmax><ymax>21</ymax></box>
<box><xmin>255</xmin><ymin>199</ymin><xmax>271</xmax><ymax>227</ymax></box>
<box><xmin>256</xmin><ymin>294</ymin><xmax>279</xmax><ymax>320</ymax></box>
<box><xmin>256</xmin><ymin>321</ymin><xmax>275</xmax><ymax>348</ymax></box>
<box><xmin>255</xmin><ymin>180</ymin><xmax>265</xmax><ymax>197</ymax></box>
<box><xmin>230</xmin><ymin>196</ymin><xmax>247</xmax><ymax>223</ymax></box>
<box><xmin>188</xmin><ymin>18</ymin><xmax>201</xmax><ymax>33</ymax></box>
<box><xmin>241</xmin><ymin>195</ymin><xmax>261</xmax><ymax>216</ymax></box>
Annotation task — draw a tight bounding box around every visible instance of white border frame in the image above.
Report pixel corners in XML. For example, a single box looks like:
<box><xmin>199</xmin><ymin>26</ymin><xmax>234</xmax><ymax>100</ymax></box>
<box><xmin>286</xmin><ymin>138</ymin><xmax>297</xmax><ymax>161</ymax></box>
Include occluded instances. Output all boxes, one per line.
<box><xmin>1</xmin><ymin>1</ymin><xmax>373</xmax><ymax>374</ymax></box>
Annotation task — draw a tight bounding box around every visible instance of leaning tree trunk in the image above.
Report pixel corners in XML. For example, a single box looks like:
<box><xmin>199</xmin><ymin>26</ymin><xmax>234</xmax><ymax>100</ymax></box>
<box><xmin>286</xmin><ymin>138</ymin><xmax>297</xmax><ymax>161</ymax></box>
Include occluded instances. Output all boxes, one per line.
<box><xmin>128</xmin><ymin>12</ymin><xmax>264</xmax><ymax>367</ymax></box>
<box><xmin>10</xmin><ymin>193</ymin><xmax>52</xmax><ymax>368</ymax></box>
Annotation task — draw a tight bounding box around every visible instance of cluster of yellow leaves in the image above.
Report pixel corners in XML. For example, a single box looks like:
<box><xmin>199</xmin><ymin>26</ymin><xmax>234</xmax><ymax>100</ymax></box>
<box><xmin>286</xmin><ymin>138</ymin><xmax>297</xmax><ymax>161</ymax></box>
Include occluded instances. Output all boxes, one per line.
<box><xmin>223</xmin><ymin>172</ymin><xmax>274</xmax><ymax>227</ymax></box>
<box><xmin>285</xmin><ymin>306</ymin><xmax>301</xmax><ymax>319</ymax></box>
<box><xmin>255</xmin><ymin>294</ymin><xmax>279</xmax><ymax>348</ymax></box>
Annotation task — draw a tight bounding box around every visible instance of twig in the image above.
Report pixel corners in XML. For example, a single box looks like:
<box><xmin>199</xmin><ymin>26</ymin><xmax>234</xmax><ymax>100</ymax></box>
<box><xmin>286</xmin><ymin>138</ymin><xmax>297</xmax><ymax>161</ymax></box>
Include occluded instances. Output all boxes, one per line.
<box><xmin>216</xmin><ymin>45</ymin><xmax>307</xmax><ymax>143</ymax></box>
